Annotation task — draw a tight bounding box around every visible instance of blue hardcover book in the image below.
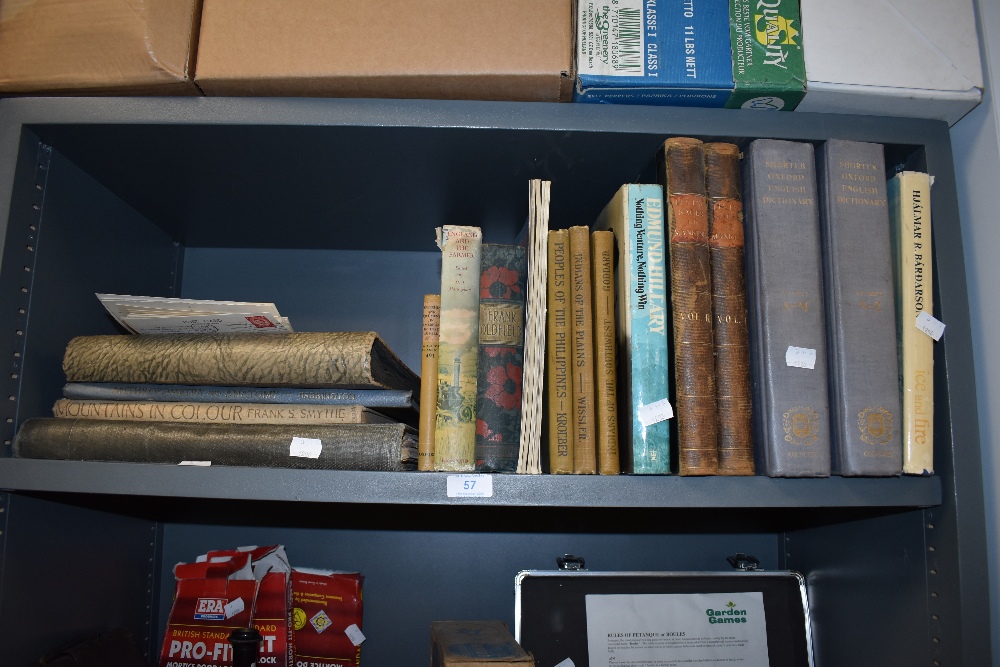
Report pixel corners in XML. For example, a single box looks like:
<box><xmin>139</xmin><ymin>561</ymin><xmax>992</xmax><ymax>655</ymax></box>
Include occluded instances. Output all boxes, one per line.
<box><xmin>575</xmin><ymin>0</ymin><xmax>735</xmax><ymax>105</ymax></box>
<box><xmin>591</xmin><ymin>184</ymin><xmax>672</xmax><ymax>474</ymax></box>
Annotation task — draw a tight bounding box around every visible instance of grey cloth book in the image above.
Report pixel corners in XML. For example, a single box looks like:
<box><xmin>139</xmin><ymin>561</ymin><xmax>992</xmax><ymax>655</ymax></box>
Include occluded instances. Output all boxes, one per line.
<box><xmin>817</xmin><ymin>139</ymin><xmax>903</xmax><ymax>476</ymax></box>
<box><xmin>743</xmin><ymin>139</ymin><xmax>832</xmax><ymax>477</ymax></box>
<box><xmin>12</xmin><ymin>418</ymin><xmax>418</xmax><ymax>472</ymax></box>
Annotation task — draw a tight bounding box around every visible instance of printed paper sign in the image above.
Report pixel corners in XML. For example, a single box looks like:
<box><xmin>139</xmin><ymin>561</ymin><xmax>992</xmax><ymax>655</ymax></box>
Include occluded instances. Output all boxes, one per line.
<box><xmin>585</xmin><ymin>592</ymin><xmax>769</xmax><ymax>666</ymax></box>
<box><xmin>290</xmin><ymin>437</ymin><xmax>322</xmax><ymax>459</ymax></box>
<box><xmin>447</xmin><ymin>474</ymin><xmax>493</xmax><ymax>498</ymax></box>
<box><xmin>785</xmin><ymin>346</ymin><xmax>817</xmax><ymax>369</ymax></box>
<box><xmin>916</xmin><ymin>312</ymin><xmax>946</xmax><ymax>341</ymax></box>
<box><xmin>638</xmin><ymin>398</ymin><xmax>674</xmax><ymax>426</ymax></box>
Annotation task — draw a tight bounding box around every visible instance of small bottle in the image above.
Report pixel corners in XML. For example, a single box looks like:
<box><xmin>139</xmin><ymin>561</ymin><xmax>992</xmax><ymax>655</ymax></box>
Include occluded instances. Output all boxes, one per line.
<box><xmin>229</xmin><ymin>627</ymin><xmax>263</xmax><ymax>667</ymax></box>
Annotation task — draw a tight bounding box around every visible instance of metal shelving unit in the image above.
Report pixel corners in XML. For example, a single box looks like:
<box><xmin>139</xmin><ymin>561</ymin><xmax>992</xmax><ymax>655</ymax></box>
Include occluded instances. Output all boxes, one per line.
<box><xmin>0</xmin><ymin>97</ymin><xmax>990</xmax><ymax>666</ymax></box>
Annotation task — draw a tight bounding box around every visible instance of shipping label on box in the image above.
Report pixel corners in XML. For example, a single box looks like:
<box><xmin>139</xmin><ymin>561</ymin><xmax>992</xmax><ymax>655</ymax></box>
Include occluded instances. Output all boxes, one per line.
<box><xmin>575</xmin><ymin>0</ymin><xmax>735</xmax><ymax>105</ymax></box>
<box><xmin>725</xmin><ymin>0</ymin><xmax>806</xmax><ymax>110</ymax></box>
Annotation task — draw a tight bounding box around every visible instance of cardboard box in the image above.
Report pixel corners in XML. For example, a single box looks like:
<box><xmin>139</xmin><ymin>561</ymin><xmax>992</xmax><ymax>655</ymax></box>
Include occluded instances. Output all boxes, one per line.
<box><xmin>0</xmin><ymin>0</ymin><xmax>202</xmax><ymax>95</ymax></box>
<box><xmin>195</xmin><ymin>0</ymin><xmax>574</xmax><ymax>102</ymax></box>
<box><xmin>794</xmin><ymin>0</ymin><xmax>983</xmax><ymax>125</ymax></box>
<box><xmin>431</xmin><ymin>621</ymin><xmax>534</xmax><ymax>667</ymax></box>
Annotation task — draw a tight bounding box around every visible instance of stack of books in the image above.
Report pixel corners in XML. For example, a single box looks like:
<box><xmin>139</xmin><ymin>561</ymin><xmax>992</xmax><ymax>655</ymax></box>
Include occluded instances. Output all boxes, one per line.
<box><xmin>13</xmin><ymin>326</ymin><xmax>422</xmax><ymax>472</ymax></box>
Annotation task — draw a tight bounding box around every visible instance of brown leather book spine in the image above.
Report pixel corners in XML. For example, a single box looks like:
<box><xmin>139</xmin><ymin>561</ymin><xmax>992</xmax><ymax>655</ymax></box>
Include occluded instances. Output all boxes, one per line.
<box><xmin>705</xmin><ymin>143</ymin><xmax>755</xmax><ymax>475</ymax></box>
<box><xmin>591</xmin><ymin>230</ymin><xmax>620</xmax><ymax>475</ymax></box>
<box><xmin>569</xmin><ymin>225</ymin><xmax>597</xmax><ymax>474</ymax></box>
<box><xmin>418</xmin><ymin>294</ymin><xmax>441</xmax><ymax>471</ymax></box>
<box><xmin>661</xmin><ymin>137</ymin><xmax>719</xmax><ymax>475</ymax></box>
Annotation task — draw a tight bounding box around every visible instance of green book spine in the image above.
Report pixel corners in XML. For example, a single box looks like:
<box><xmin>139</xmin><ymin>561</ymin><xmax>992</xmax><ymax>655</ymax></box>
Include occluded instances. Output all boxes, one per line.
<box><xmin>434</xmin><ymin>225</ymin><xmax>483</xmax><ymax>471</ymax></box>
<box><xmin>726</xmin><ymin>0</ymin><xmax>806</xmax><ymax>110</ymax></box>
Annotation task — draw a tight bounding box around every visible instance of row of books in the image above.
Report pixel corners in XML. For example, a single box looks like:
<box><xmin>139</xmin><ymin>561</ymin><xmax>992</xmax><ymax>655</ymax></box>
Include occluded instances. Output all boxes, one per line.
<box><xmin>12</xmin><ymin>330</ymin><xmax>425</xmax><ymax>472</ymax></box>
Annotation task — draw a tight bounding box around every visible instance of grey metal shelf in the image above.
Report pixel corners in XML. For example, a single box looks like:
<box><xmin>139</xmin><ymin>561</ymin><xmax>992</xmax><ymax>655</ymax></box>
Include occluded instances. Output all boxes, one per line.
<box><xmin>0</xmin><ymin>458</ymin><xmax>943</xmax><ymax>508</ymax></box>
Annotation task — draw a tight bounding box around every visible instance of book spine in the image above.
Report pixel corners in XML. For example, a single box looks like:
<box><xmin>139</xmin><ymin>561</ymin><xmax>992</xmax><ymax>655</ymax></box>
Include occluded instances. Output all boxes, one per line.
<box><xmin>817</xmin><ymin>139</ymin><xmax>903</xmax><ymax>476</ymax></box>
<box><xmin>568</xmin><ymin>226</ymin><xmax>598</xmax><ymax>474</ymax></box>
<box><xmin>592</xmin><ymin>184</ymin><xmax>671</xmax><ymax>474</ymax></box>
<box><xmin>13</xmin><ymin>418</ymin><xmax>417</xmax><ymax>471</ymax></box>
<box><xmin>591</xmin><ymin>229</ymin><xmax>621</xmax><ymax>475</ymax></box>
<box><xmin>61</xmin><ymin>331</ymin><xmax>419</xmax><ymax>392</ymax></box>
<box><xmin>475</xmin><ymin>244</ymin><xmax>527</xmax><ymax>473</ymax></box>
<box><xmin>52</xmin><ymin>398</ymin><xmax>390</xmax><ymax>425</ymax></box>
<box><xmin>743</xmin><ymin>139</ymin><xmax>831</xmax><ymax>477</ymax></box>
<box><xmin>545</xmin><ymin>229</ymin><xmax>575</xmax><ymax>474</ymax></box>
<box><xmin>705</xmin><ymin>142</ymin><xmax>755</xmax><ymax>476</ymax></box>
<box><xmin>661</xmin><ymin>137</ymin><xmax>719</xmax><ymax>475</ymax></box>
<box><xmin>888</xmin><ymin>171</ymin><xmax>935</xmax><ymax>475</ymax></box>
<box><xmin>418</xmin><ymin>294</ymin><xmax>441</xmax><ymax>471</ymax></box>
<box><xmin>434</xmin><ymin>225</ymin><xmax>483</xmax><ymax>471</ymax></box>
<box><xmin>62</xmin><ymin>382</ymin><xmax>416</xmax><ymax>408</ymax></box>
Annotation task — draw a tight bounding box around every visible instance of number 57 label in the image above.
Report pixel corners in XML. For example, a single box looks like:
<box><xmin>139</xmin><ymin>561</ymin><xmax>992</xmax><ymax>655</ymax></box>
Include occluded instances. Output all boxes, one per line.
<box><xmin>447</xmin><ymin>474</ymin><xmax>493</xmax><ymax>498</ymax></box>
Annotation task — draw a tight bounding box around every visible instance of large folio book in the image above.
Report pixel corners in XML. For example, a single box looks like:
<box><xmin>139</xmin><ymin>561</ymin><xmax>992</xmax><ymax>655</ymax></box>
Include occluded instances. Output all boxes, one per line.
<box><xmin>434</xmin><ymin>225</ymin><xmax>483</xmax><ymax>471</ymax></box>
<box><xmin>545</xmin><ymin>228</ymin><xmax>575</xmax><ymax>474</ymax></box>
<box><xmin>591</xmin><ymin>184</ymin><xmax>671</xmax><ymax>474</ymax></box>
<box><xmin>705</xmin><ymin>142</ymin><xmax>755</xmax><ymax>476</ymax></box>
<box><xmin>62</xmin><ymin>331</ymin><xmax>420</xmax><ymax>392</ymax></box>
<box><xmin>474</xmin><ymin>243</ymin><xmax>527</xmax><ymax>473</ymax></box>
<box><xmin>659</xmin><ymin>137</ymin><xmax>719</xmax><ymax>476</ymax></box>
<box><xmin>591</xmin><ymin>229</ymin><xmax>621</xmax><ymax>475</ymax></box>
<box><xmin>568</xmin><ymin>225</ymin><xmax>597</xmax><ymax>474</ymax></box>
<box><xmin>12</xmin><ymin>418</ymin><xmax>418</xmax><ymax>472</ymax></box>
<box><xmin>888</xmin><ymin>170</ymin><xmax>935</xmax><ymax>475</ymax></box>
<box><xmin>817</xmin><ymin>139</ymin><xmax>903</xmax><ymax>476</ymax></box>
<box><xmin>743</xmin><ymin>140</ymin><xmax>831</xmax><ymax>477</ymax></box>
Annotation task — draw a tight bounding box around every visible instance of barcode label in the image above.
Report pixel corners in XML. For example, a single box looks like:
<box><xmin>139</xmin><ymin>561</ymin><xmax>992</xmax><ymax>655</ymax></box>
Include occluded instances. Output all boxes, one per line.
<box><xmin>578</xmin><ymin>0</ymin><xmax>644</xmax><ymax>77</ymax></box>
<box><xmin>615</xmin><ymin>8</ymin><xmax>643</xmax><ymax>74</ymax></box>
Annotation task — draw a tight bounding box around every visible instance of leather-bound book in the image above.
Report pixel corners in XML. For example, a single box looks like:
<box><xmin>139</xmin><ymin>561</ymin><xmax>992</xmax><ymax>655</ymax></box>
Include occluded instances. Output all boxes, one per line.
<box><xmin>660</xmin><ymin>137</ymin><xmax>719</xmax><ymax>475</ymax></box>
<box><xmin>705</xmin><ymin>142</ymin><xmax>754</xmax><ymax>476</ymax></box>
<box><xmin>545</xmin><ymin>228</ymin><xmax>574</xmax><ymax>474</ymax></box>
<box><xmin>743</xmin><ymin>139</ymin><xmax>831</xmax><ymax>477</ymax></box>
<box><xmin>568</xmin><ymin>225</ymin><xmax>597</xmax><ymax>474</ymax></box>
<box><xmin>817</xmin><ymin>139</ymin><xmax>903</xmax><ymax>476</ymax></box>
<box><xmin>474</xmin><ymin>243</ymin><xmax>527</xmax><ymax>473</ymax></box>
<box><xmin>591</xmin><ymin>229</ymin><xmax>620</xmax><ymax>475</ymax></box>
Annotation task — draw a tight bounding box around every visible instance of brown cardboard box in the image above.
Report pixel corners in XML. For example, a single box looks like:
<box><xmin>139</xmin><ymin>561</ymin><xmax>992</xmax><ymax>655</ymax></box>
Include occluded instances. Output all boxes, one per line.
<box><xmin>431</xmin><ymin>621</ymin><xmax>534</xmax><ymax>667</ymax></box>
<box><xmin>0</xmin><ymin>0</ymin><xmax>202</xmax><ymax>95</ymax></box>
<box><xmin>194</xmin><ymin>0</ymin><xmax>573</xmax><ymax>102</ymax></box>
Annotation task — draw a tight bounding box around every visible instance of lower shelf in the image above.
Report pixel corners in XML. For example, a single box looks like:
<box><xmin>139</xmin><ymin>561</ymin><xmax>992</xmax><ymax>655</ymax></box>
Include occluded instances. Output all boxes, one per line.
<box><xmin>0</xmin><ymin>458</ymin><xmax>942</xmax><ymax>508</ymax></box>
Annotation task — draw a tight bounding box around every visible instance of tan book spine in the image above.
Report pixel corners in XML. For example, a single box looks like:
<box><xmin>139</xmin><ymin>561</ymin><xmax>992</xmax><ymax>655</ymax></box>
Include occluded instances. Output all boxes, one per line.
<box><xmin>591</xmin><ymin>229</ymin><xmax>620</xmax><ymax>475</ymax></box>
<box><xmin>52</xmin><ymin>398</ymin><xmax>392</xmax><ymax>425</ymax></box>
<box><xmin>418</xmin><ymin>294</ymin><xmax>441</xmax><ymax>471</ymax></box>
<box><xmin>568</xmin><ymin>225</ymin><xmax>597</xmax><ymax>474</ymax></box>
<box><xmin>661</xmin><ymin>137</ymin><xmax>719</xmax><ymax>475</ymax></box>
<box><xmin>434</xmin><ymin>226</ymin><xmax>483</xmax><ymax>471</ymax></box>
<box><xmin>705</xmin><ymin>143</ymin><xmax>755</xmax><ymax>475</ymax></box>
<box><xmin>545</xmin><ymin>228</ymin><xmax>574</xmax><ymax>473</ymax></box>
<box><xmin>889</xmin><ymin>171</ymin><xmax>935</xmax><ymax>475</ymax></box>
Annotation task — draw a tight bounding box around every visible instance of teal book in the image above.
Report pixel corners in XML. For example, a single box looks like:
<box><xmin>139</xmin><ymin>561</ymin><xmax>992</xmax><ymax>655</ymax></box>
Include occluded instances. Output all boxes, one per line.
<box><xmin>591</xmin><ymin>184</ymin><xmax>671</xmax><ymax>474</ymax></box>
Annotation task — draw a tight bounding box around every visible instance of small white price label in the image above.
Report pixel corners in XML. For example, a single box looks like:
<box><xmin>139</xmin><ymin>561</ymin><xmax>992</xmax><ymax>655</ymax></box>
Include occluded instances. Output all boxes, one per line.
<box><xmin>447</xmin><ymin>474</ymin><xmax>493</xmax><ymax>498</ymax></box>
<box><xmin>785</xmin><ymin>346</ymin><xmax>817</xmax><ymax>369</ymax></box>
<box><xmin>344</xmin><ymin>623</ymin><xmax>366</xmax><ymax>646</ymax></box>
<box><xmin>638</xmin><ymin>398</ymin><xmax>674</xmax><ymax>426</ymax></box>
<box><xmin>223</xmin><ymin>597</ymin><xmax>245</xmax><ymax>619</ymax></box>
<box><xmin>290</xmin><ymin>437</ymin><xmax>322</xmax><ymax>459</ymax></box>
<box><xmin>178</xmin><ymin>460</ymin><xmax>211</xmax><ymax>466</ymax></box>
<box><xmin>554</xmin><ymin>659</ymin><xmax>576</xmax><ymax>667</ymax></box>
<box><xmin>916</xmin><ymin>311</ymin><xmax>946</xmax><ymax>341</ymax></box>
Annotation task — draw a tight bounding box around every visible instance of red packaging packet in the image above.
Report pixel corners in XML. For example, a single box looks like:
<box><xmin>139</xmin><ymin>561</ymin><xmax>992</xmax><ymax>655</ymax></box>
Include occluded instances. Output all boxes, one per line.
<box><xmin>291</xmin><ymin>568</ymin><xmax>364</xmax><ymax>666</ymax></box>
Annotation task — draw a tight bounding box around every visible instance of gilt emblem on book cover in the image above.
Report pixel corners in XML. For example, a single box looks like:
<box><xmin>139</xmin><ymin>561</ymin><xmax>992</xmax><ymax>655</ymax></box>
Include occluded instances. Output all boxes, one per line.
<box><xmin>858</xmin><ymin>406</ymin><xmax>894</xmax><ymax>446</ymax></box>
<box><xmin>783</xmin><ymin>406</ymin><xmax>819</xmax><ymax>446</ymax></box>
